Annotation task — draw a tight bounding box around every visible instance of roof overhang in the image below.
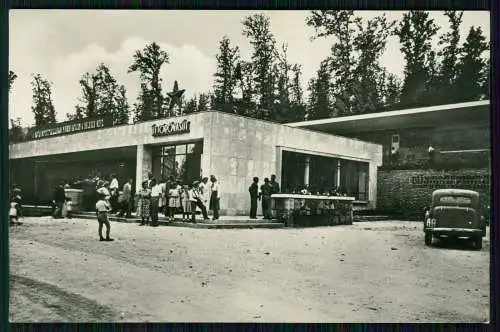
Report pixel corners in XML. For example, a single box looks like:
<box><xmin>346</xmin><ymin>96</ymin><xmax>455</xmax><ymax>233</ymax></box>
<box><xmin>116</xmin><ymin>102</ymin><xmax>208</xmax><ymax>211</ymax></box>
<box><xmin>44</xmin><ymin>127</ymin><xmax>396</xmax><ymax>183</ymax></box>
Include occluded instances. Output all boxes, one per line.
<box><xmin>287</xmin><ymin>101</ymin><xmax>490</xmax><ymax>134</ymax></box>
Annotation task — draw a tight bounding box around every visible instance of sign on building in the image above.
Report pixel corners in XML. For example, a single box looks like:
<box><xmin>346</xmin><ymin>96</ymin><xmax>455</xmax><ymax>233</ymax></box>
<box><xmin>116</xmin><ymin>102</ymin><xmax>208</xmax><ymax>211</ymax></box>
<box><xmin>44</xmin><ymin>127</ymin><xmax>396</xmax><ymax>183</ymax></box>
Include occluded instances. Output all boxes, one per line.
<box><xmin>152</xmin><ymin>119</ymin><xmax>191</xmax><ymax>137</ymax></box>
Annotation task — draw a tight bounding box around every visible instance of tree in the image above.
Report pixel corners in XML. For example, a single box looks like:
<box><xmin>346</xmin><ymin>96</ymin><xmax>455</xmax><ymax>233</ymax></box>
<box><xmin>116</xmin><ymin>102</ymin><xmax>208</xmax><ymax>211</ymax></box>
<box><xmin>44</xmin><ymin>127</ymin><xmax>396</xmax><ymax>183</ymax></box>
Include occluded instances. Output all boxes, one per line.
<box><xmin>68</xmin><ymin>63</ymin><xmax>130</xmax><ymax>124</ymax></box>
<box><xmin>393</xmin><ymin>11</ymin><xmax>440</xmax><ymax>107</ymax></box>
<box><xmin>9</xmin><ymin>70</ymin><xmax>17</xmax><ymax>92</ymax></box>
<box><xmin>384</xmin><ymin>74</ymin><xmax>403</xmax><ymax>107</ymax></box>
<box><xmin>128</xmin><ymin>42</ymin><xmax>170</xmax><ymax>121</ymax></box>
<box><xmin>289</xmin><ymin>64</ymin><xmax>307</xmax><ymax>122</ymax></box>
<box><xmin>453</xmin><ymin>26</ymin><xmax>490</xmax><ymax>102</ymax></box>
<box><xmin>434</xmin><ymin>11</ymin><xmax>464</xmax><ymax>103</ymax></box>
<box><xmin>183</xmin><ymin>96</ymin><xmax>198</xmax><ymax>115</ymax></box>
<box><xmin>31</xmin><ymin>73</ymin><xmax>57</xmax><ymax>126</ymax></box>
<box><xmin>273</xmin><ymin>43</ymin><xmax>292</xmax><ymax>123</ymax></box>
<box><xmin>351</xmin><ymin>14</ymin><xmax>396</xmax><ymax>114</ymax></box>
<box><xmin>9</xmin><ymin>117</ymin><xmax>24</xmax><ymax>143</ymax></box>
<box><xmin>212</xmin><ymin>36</ymin><xmax>241</xmax><ymax>114</ymax></box>
<box><xmin>307</xmin><ymin>60</ymin><xmax>331</xmax><ymax>120</ymax></box>
<box><xmin>197</xmin><ymin>93</ymin><xmax>210</xmax><ymax>113</ymax></box>
<box><xmin>306</xmin><ymin>10</ymin><xmax>361</xmax><ymax>116</ymax></box>
<box><xmin>242</xmin><ymin>13</ymin><xmax>278</xmax><ymax>120</ymax></box>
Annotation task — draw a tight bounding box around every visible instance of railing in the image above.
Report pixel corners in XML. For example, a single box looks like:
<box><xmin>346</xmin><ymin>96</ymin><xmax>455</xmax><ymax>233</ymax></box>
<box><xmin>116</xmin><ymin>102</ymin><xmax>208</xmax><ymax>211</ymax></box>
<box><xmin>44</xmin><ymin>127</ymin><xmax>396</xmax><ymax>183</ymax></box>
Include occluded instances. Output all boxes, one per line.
<box><xmin>271</xmin><ymin>194</ymin><xmax>355</xmax><ymax>227</ymax></box>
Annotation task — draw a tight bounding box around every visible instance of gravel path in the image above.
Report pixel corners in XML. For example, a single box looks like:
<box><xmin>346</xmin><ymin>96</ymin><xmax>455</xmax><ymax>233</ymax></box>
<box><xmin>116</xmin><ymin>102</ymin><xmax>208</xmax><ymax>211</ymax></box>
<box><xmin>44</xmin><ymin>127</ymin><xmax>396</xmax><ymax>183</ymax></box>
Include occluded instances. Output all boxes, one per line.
<box><xmin>9</xmin><ymin>217</ymin><xmax>490</xmax><ymax>322</ymax></box>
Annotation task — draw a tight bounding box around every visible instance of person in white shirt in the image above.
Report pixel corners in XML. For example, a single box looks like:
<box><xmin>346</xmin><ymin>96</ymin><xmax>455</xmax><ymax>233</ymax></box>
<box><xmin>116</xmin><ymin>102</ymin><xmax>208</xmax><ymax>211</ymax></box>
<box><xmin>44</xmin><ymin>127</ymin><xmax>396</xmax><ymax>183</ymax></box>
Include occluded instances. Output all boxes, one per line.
<box><xmin>109</xmin><ymin>174</ymin><xmax>119</xmax><ymax>213</ymax></box>
<box><xmin>209</xmin><ymin>175</ymin><xmax>220</xmax><ymax>220</ymax></box>
<box><xmin>168</xmin><ymin>180</ymin><xmax>182</xmax><ymax>221</ymax></box>
<box><xmin>97</xmin><ymin>182</ymin><xmax>111</xmax><ymax>200</ymax></box>
<box><xmin>199</xmin><ymin>177</ymin><xmax>210</xmax><ymax>208</ymax></box>
<box><xmin>95</xmin><ymin>193</ymin><xmax>114</xmax><ymax>242</ymax></box>
<box><xmin>191</xmin><ymin>181</ymin><xmax>209</xmax><ymax>222</ymax></box>
<box><xmin>150</xmin><ymin>179</ymin><xmax>161</xmax><ymax>226</ymax></box>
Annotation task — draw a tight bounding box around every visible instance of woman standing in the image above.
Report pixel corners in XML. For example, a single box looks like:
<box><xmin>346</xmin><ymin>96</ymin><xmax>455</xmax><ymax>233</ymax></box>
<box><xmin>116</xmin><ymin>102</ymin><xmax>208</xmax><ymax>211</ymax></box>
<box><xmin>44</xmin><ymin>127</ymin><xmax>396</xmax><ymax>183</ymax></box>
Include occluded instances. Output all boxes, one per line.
<box><xmin>209</xmin><ymin>175</ymin><xmax>220</xmax><ymax>221</ymax></box>
<box><xmin>137</xmin><ymin>181</ymin><xmax>151</xmax><ymax>226</ymax></box>
<box><xmin>168</xmin><ymin>180</ymin><xmax>182</xmax><ymax>221</ymax></box>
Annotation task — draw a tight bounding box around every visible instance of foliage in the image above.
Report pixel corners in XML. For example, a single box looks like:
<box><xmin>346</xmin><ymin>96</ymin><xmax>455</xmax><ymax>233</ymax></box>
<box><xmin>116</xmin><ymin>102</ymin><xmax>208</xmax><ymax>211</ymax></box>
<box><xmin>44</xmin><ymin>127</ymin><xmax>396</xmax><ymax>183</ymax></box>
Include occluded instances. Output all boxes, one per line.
<box><xmin>393</xmin><ymin>11</ymin><xmax>440</xmax><ymax>107</ymax></box>
<box><xmin>307</xmin><ymin>60</ymin><xmax>331</xmax><ymax>120</ymax></box>
<box><xmin>453</xmin><ymin>26</ymin><xmax>490</xmax><ymax>102</ymax></box>
<box><xmin>68</xmin><ymin>63</ymin><xmax>130</xmax><ymax>124</ymax></box>
<box><xmin>30</xmin><ymin>73</ymin><xmax>57</xmax><ymax>126</ymax></box>
<box><xmin>9</xmin><ymin>70</ymin><xmax>17</xmax><ymax>92</ymax></box>
<box><xmin>212</xmin><ymin>36</ymin><xmax>241</xmax><ymax>114</ymax></box>
<box><xmin>128</xmin><ymin>42</ymin><xmax>170</xmax><ymax>121</ymax></box>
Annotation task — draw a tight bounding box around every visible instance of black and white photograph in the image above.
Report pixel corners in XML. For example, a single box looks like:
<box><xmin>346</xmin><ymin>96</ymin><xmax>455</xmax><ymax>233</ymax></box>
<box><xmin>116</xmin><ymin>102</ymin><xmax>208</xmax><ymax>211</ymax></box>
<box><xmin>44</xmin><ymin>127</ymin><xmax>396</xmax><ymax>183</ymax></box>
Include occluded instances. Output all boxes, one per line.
<box><xmin>8</xmin><ymin>9</ymin><xmax>491</xmax><ymax>322</ymax></box>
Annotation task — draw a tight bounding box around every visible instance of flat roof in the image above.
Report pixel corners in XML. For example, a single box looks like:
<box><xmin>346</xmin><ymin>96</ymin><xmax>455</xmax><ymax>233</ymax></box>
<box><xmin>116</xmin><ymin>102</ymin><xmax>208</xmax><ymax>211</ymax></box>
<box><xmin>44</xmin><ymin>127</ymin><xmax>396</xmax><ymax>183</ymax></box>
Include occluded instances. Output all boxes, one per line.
<box><xmin>287</xmin><ymin>100</ymin><xmax>490</xmax><ymax>134</ymax></box>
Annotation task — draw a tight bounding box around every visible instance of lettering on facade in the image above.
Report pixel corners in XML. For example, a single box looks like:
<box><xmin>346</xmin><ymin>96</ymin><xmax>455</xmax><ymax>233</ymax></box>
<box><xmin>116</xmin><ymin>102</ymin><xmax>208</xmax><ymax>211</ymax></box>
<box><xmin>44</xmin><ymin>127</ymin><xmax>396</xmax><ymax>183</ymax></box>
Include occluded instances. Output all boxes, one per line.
<box><xmin>410</xmin><ymin>175</ymin><xmax>490</xmax><ymax>188</ymax></box>
<box><xmin>152</xmin><ymin>119</ymin><xmax>191</xmax><ymax>137</ymax></box>
<box><xmin>28</xmin><ymin>116</ymin><xmax>111</xmax><ymax>140</ymax></box>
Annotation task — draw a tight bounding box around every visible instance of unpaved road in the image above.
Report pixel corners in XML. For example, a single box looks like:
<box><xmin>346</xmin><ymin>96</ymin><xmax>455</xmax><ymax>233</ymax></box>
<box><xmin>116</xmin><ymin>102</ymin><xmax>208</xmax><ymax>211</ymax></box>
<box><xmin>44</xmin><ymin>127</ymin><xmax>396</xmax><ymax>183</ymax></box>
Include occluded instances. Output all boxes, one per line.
<box><xmin>9</xmin><ymin>217</ymin><xmax>490</xmax><ymax>323</ymax></box>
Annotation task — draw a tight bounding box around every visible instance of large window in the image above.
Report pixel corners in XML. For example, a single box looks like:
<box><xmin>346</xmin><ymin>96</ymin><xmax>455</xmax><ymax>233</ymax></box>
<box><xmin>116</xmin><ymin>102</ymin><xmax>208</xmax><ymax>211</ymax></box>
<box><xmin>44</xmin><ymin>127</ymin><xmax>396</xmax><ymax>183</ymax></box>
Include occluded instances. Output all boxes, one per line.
<box><xmin>281</xmin><ymin>150</ymin><xmax>369</xmax><ymax>200</ymax></box>
<box><xmin>153</xmin><ymin>141</ymin><xmax>203</xmax><ymax>184</ymax></box>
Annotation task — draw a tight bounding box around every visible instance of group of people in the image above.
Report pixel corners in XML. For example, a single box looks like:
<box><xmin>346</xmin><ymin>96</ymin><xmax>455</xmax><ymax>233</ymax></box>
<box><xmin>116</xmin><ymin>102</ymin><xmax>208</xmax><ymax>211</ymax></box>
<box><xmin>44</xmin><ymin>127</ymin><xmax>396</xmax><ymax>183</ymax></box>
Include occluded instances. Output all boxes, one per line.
<box><xmin>135</xmin><ymin>173</ymin><xmax>220</xmax><ymax>226</ymax></box>
<box><xmin>248</xmin><ymin>174</ymin><xmax>280</xmax><ymax>219</ymax></box>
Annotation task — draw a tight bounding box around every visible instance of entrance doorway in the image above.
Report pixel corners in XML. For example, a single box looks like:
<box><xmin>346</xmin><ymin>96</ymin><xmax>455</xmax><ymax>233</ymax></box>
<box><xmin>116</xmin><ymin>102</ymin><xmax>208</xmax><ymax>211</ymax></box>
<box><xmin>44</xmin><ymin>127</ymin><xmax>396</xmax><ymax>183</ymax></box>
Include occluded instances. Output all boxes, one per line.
<box><xmin>152</xmin><ymin>141</ymin><xmax>203</xmax><ymax>184</ymax></box>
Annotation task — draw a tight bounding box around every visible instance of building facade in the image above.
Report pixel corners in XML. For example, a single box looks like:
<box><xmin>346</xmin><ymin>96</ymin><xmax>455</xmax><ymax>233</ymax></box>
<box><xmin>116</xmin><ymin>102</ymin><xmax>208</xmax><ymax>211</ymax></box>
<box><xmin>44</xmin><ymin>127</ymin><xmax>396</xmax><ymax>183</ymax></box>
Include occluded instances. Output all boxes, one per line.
<box><xmin>9</xmin><ymin>111</ymin><xmax>383</xmax><ymax>215</ymax></box>
<box><xmin>288</xmin><ymin>101</ymin><xmax>491</xmax><ymax>215</ymax></box>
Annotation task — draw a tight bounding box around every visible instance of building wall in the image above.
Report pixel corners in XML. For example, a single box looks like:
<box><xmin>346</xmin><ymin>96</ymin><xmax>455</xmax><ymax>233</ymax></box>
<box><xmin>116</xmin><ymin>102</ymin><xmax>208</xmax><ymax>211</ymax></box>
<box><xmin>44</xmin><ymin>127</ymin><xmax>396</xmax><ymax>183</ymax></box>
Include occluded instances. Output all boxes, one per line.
<box><xmin>377</xmin><ymin>168</ymin><xmax>490</xmax><ymax>215</ymax></box>
<box><xmin>206</xmin><ymin>112</ymin><xmax>383</xmax><ymax>215</ymax></box>
<box><xmin>9</xmin><ymin>112</ymin><xmax>211</xmax><ymax>159</ymax></box>
<box><xmin>345</xmin><ymin>122</ymin><xmax>490</xmax><ymax>169</ymax></box>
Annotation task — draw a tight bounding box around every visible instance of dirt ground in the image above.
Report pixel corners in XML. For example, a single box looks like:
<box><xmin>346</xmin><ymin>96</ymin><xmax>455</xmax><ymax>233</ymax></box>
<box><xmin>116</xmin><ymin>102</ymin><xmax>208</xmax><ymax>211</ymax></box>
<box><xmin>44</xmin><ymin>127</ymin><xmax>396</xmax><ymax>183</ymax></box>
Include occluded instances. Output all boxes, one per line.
<box><xmin>9</xmin><ymin>217</ymin><xmax>490</xmax><ymax>323</ymax></box>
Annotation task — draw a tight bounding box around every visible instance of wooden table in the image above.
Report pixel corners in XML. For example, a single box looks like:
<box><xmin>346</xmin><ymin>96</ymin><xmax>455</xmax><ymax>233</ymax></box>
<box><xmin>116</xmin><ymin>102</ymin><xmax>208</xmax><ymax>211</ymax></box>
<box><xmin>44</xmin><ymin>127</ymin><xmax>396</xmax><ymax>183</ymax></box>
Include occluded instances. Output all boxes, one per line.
<box><xmin>271</xmin><ymin>194</ymin><xmax>355</xmax><ymax>227</ymax></box>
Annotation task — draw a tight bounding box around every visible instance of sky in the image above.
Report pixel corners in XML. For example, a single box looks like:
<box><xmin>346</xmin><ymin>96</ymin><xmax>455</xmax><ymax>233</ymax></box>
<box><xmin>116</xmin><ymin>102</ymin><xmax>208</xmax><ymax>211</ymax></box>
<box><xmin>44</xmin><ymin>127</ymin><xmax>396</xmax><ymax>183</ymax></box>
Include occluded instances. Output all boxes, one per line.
<box><xmin>9</xmin><ymin>10</ymin><xmax>490</xmax><ymax>126</ymax></box>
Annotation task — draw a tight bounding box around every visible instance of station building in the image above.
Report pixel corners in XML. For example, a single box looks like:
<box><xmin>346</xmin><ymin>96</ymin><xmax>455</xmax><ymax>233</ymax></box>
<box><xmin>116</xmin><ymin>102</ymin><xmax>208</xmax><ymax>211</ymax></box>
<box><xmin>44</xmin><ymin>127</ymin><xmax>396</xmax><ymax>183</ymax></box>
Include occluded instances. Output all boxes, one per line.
<box><xmin>9</xmin><ymin>111</ymin><xmax>383</xmax><ymax>216</ymax></box>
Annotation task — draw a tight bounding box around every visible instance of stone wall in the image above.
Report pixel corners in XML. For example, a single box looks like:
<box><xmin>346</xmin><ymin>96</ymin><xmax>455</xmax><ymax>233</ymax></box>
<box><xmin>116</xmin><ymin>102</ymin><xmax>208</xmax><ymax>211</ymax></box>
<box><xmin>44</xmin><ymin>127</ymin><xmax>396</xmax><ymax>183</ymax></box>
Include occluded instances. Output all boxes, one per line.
<box><xmin>377</xmin><ymin>168</ymin><xmax>491</xmax><ymax>216</ymax></box>
<box><xmin>207</xmin><ymin>112</ymin><xmax>383</xmax><ymax>215</ymax></box>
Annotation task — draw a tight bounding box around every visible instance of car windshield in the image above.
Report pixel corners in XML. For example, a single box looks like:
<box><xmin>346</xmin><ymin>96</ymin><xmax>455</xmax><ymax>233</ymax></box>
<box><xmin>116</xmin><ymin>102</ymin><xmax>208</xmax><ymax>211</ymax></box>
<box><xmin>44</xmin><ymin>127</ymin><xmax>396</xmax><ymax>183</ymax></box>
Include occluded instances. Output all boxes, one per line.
<box><xmin>438</xmin><ymin>196</ymin><xmax>472</xmax><ymax>205</ymax></box>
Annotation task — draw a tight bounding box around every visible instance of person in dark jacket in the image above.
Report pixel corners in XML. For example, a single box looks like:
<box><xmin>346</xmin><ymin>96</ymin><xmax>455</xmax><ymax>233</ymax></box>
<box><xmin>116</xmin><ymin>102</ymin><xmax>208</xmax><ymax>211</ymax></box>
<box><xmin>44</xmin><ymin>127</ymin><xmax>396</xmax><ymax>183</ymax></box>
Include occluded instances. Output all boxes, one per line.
<box><xmin>53</xmin><ymin>182</ymin><xmax>66</xmax><ymax>218</ymax></box>
<box><xmin>260</xmin><ymin>178</ymin><xmax>273</xmax><ymax>219</ymax></box>
<box><xmin>249</xmin><ymin>177</ymin><xmax>259</xmax><ymax>219</ymax></box>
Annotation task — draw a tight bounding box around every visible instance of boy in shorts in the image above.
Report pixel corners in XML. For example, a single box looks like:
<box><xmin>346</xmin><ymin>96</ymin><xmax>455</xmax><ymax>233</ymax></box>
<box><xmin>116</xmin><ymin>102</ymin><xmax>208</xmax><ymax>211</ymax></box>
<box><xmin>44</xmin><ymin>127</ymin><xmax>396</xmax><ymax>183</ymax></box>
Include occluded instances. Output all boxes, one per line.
<box><xmin>95</xmin><ymin>193</ymin><xmax>114</xmax><ymax>242</ymax></box>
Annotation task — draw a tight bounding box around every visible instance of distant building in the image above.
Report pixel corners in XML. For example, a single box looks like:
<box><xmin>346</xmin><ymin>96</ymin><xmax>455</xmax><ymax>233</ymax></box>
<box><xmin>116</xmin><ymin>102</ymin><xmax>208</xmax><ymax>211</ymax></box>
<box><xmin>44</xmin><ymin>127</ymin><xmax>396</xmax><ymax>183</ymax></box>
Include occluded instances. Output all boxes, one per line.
<box><xmin>288</xmin><ymin>100</ymin><xmax>491</xmax><ymax>215</ymax></box>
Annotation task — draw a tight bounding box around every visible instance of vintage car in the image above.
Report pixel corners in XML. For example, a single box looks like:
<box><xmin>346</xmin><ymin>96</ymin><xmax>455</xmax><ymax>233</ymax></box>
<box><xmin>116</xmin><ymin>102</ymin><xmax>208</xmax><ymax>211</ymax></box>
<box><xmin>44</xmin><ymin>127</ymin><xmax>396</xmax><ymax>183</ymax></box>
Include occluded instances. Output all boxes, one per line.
<box><xmin>424</xmin><ymin>189</ymin><xmax>487</xmax><ymax>250</ymax></box>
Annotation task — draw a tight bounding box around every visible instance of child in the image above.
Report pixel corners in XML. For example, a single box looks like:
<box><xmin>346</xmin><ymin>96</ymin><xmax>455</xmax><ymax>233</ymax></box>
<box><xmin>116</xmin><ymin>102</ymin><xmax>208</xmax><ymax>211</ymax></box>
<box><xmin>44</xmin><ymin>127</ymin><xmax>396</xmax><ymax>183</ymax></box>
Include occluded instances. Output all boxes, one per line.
<box><xmin>9</xmin><ymin>202</ymin><xmax>19</xmax><ymax>225</ymax></box>
<box><xmin>95</xmin><ymin>193</ymin><xmax>114</xmax><ymax>242</ymax></box>
<box><xmin>65</xmin><ymin>197</ymin><xmax>73</xmax><ymax>219</ymax></box>
<box><xmin>168</xmin><ymin>180</ymin><xmax>181</xmax><ymax>222</ymax></box>
<box><xmin>180</xmin><ymin>184</ymin><xmax>192</xmax><ymax>222</ymax></box>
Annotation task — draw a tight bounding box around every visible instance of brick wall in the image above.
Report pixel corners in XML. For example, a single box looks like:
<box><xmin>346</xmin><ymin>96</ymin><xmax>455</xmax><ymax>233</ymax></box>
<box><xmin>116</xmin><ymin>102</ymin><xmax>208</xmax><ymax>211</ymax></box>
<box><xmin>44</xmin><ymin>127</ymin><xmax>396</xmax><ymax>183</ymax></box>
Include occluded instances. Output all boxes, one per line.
<box><xmin>377</xmin><ymin>168</ymin><xmax>490</xmax><ymax>216</ymax></box>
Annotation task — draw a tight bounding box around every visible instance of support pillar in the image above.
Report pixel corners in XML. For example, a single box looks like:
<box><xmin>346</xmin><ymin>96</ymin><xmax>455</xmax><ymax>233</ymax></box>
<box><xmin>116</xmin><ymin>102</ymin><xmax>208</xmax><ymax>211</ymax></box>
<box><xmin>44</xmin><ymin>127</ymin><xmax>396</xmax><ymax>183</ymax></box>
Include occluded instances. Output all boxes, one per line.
<box><xmin>336</xmin><ymin>160</ymin><xmax>341</xmax><ymax>189</ymax></box>
<box><xmin>135</xmin><ymin>144</ymin><xmax>153</xmax><ymax>192</ymax></box>
<box><xmin>304</xmin><ymin>156</ymin><xmax>310</xmax><ymax>186</ymax></box>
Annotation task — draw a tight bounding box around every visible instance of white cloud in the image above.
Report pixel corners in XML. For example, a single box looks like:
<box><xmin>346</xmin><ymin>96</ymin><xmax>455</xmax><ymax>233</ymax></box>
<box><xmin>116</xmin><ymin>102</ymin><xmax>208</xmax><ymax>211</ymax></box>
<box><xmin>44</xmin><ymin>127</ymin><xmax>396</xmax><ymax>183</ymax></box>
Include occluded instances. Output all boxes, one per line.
<box><xmin>10</xmin><ymin>37</ymin><xmax>216</xmax><ymax>126</ymax></box>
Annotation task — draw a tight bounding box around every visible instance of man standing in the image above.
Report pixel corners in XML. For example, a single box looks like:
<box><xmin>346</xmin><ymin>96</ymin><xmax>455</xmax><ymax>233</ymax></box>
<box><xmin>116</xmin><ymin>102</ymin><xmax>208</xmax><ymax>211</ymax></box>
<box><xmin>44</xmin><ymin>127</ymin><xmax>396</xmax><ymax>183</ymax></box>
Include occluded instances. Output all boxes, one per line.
<box><xmin>53</xmin><ymin>182</ymin><xmax>66</xmax><ymax>219</ymax></box>
<box><xmin>109</xmin><ymin>174</ymin><xmax>119</xmax><ymax>213</ymax></box>
<box><xmin>270</xmin><ymin>174</ymin><xmax>280</xmax><ymax>195</ymax></box>
<box><xmin>150</xmin><ymin>179</ymin><xmax>161</xmax><ymax>226</ymax></box>
<box><xmin>209</xmin><ymin>175</ymin><xmax>220</xmax><ymax>221</ymax></box>
<box><xmin>249</xmin><ymin>177</ymin><xmax>259</xmax><ymax>219</ymax></box>
<box><xmin>260</xmin><ymin>178</ymin><xmax>272</xmax><ymax>220</ymax></box>
<box><xmin>119</xmin><ymin>178</ymin><xmax>133</xmax><ymax>218</ymax></box>
<box><xmin>191</xmin><ymin>181</ymin><xmax>209</xmax><ymax>222</ymax></box>
<box><xmin>199</xmin><ymin>177</ymin><xmax>210</xmax><ymax>208</ymax></box>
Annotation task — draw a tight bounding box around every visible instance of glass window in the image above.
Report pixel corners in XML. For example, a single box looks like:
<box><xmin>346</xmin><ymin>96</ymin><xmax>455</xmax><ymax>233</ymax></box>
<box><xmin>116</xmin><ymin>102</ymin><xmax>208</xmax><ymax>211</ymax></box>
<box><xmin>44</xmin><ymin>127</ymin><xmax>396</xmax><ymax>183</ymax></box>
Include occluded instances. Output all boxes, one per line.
<box><xmin>156</xmin><ymin>141</ymin><xmax>203</xmax><ymax>184</ymax></box>
<box><xmin>163</xmin><ymin>146</ymin><xmax>175</xmax><ymax>156</ymax></box>
<box><xmin>176</xmin><ymin>144</ymin><xmax>187</xmax><ymax>155</ymax></box>
<box><xmin>175</xmin><ymin>154</ymin><xmax>187</xmax><ymax>182</ymax></box>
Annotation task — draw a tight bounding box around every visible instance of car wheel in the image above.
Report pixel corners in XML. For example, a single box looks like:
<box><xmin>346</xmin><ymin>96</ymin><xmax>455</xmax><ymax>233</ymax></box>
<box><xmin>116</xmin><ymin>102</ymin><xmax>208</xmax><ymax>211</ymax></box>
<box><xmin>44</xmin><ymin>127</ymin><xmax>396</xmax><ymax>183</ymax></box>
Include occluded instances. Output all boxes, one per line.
<box><xmin>471</xmin><ymin>236</ymin><xmax>483</xmax><ymax>251</ymax></box>
<box><xmin>425</xmin><ymin>231</ymin><xmax>432</xmax><ymax>246</ymax></box>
